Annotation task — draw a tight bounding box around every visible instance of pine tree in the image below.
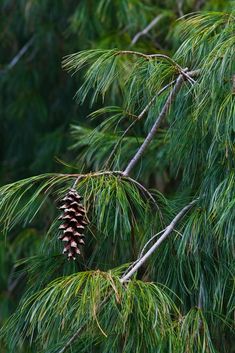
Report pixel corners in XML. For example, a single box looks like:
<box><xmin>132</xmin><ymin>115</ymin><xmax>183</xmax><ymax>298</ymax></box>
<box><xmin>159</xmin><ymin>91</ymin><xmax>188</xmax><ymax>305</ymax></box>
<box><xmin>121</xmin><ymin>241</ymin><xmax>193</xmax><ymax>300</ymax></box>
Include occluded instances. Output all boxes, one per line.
<box><xmin>0</xmin><ymin>1</ymin><xmax>234</xmax><ymax>352</ymax></box>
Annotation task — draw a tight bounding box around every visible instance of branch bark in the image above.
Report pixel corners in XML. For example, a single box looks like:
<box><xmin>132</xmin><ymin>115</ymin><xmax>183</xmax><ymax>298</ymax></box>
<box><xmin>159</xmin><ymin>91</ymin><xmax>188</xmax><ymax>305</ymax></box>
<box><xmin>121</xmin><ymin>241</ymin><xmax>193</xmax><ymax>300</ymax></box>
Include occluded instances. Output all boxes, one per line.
<box><xmin>177</xmin><ymin>0</ymin><xmax>184</xmax><ymax>17</ymax></box>
<box><xmin>57</xmin><ymin>293</ymin><xmax>112</xmax><ymax>353</ymax></box>
<box><xmin>122</xmin><ymin>74</ymin><xmax>184</xmax><ymax>176</ymax></box>
<box><xmin>120</xmin><ymin>199</ymin><xmax>198</xmax><ymax>283</ymax></box>
<box><xmin>197</xmin><ymin>277</ymin><xmax>204</xmax><ymax>309</ymax></box>
<box><xmin>117</xmin><ymin>50</ymin><xmax>183</xmax><ymax>71</ymax></box>
<box><xmin>122</xmin><ymin>69</ymin><xmax>199</xmax><ymax>177</ymax></box>
<box><xmin>0</xmin><ymin>37</ymin><xmax>34</xmax><ymax>74</ymax></box>
<box><xmin>57</xmin><ymin>327</ymin><xmax>84</xmax><ymax>353</ymax></box>
<box><xmin>104</xmin><ymin>79</ymin><xmax>176</xmax><ymax>168</ymax></box>
<box><xmin>131</xmin><ymin>14</ymin><xmax>164</xmax><ymax>45</ymax></box>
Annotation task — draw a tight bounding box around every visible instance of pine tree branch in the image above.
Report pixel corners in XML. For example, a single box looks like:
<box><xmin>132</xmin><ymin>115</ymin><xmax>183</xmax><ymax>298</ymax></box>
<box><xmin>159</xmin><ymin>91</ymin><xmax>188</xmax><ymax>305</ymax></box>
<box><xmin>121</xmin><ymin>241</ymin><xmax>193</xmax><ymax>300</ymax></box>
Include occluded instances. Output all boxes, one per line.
<box><xmin>122</xmin><ymin>73</ymin><xmax>185</xmax><ymax>176</ymax></box>
<box><xmin>123</xmin><ymin>175</ymin><xmax>162</xmax><ymax>215</ymax></box>
<box><xmin>0</xmin><ymin>37</ymin><xmax>34</xmax><ymax>74</ymax></box>
<box><xmin>232</xmin><ymin>74</ymin><xmax>235</xmax><ymax>95</ymax></box>
<box><xmin>120</xmin><ymin>199</ymin><xmax>198</xmax><ymax>283</ymax></box>
<box><xmin>57</xmin><ymin>293</ymin><xmax>112</xmax><ymax>353</ymax></box>
<box><xmin>66</xmin><ymin>171</ymin><xmax>159</xmax><ymax>210</ymax></box>
<box><xmin>194</xmin><ymin>0</ymin><xmax>206</xmax><ymax>11</ymax></box>
<box><xmin>138</xmin><ymin>229</ymin><xmax>165</xmax><ymax>260</ymax></box>
<box><xmin>118</xmin><ymin>51</ymin><xmax>196</xmax><ymax>84</ymax></box>
<box><xmin>121</xmin><ymin>229</ymin><xmax>165</xmax><ymax>279</ymax></box>
<box><xmin>197</xmin><ymin>277</ymin><xmax>204</xmax><ymax>309</ymax></box>
<box><xmin>56</xmin><ymin>199</ymin><xmax>197</xmax><ymax>352</ymax></box>
<box><xmin>122</xmin><ymin>69</ymin><xmax>199</xmax><ymax>176</ymax></box>
<box><xmin>177</xmin><ymin>0</ymin><xmax>184</xmax><ymax>17</ymax></box>
<box><xmin>117</xmin><ymin>50</ymin><xmax>183</xmax><ymax>71</ymax></box>
<box><xmin>131</xmin><ymin>14</ymin><xmax>164</xmax><ymax>45</ymax></box>
<box><xmin>57</xmin><ymin>327</ymin><xmax>84</xmax><ymax>353</ymax></box>
<box><xmin>104</xmin><ymin>79</ymin><xmax>176</xmax><ymax>168</ymax></box>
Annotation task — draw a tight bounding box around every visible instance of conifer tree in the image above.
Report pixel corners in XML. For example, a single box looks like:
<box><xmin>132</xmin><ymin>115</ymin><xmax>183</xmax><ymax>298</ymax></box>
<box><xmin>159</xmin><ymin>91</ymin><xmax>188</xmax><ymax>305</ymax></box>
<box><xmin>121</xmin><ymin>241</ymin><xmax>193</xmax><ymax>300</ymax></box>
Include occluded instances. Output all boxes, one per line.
<box><xmin>0</xmin><ymin>1</ymin><xmax>234</xmax><ymax>352</ymax></box>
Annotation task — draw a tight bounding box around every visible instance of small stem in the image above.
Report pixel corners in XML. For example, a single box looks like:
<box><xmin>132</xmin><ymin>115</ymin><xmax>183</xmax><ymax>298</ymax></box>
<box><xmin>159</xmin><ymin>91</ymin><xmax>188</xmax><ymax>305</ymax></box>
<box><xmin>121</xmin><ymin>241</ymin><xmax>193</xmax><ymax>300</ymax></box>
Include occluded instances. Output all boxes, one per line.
<box><xmin>1</xmin><ymin>37</ymin><xmax>34</xmax><ymax>74</ymax></box>
<box><xmin>131</xmin><ymin>14</ymin><xmax>164</xmax><ymax>45</ymax></box>
<box><xmin>120</xmin><ymin>199</ymin><xmax>197</xmax><ymax>283</ymax></box>
<box><xmin>122</xmin><ymin>69</ymin><xmax>200</xmax><ymax>177</ymax></box>
<box><xmin>123</xmin><ymin>74</ymin><xmax>185</xmax><ymax>176</ymax></box>
<box><xmin>67</xmin><ymin>171</ymin><xmax>158</xmax><ymax>207</ymax></box>
<box><xmin>104</xmin><ymin>79</ymin><xmax>176</xmax><ymax>168</ymax></box>
<box><xmin>65</xmin><ymin>170</ymin><xmax>123</xmax><ymax>180</ymax></box>
<box><xmin>177</xmin><ymin>0</ymin><xmax>184</xmax><ymax>17</ymax></box>
<box><xmin>138</xmin><ymin>229</ymin><xmax>165</xmax><ymax>260</ymax></box>
<box><xmin>123</xmin><ymin>175</ymin><xmax>161</xmax><ymax>214</ymax></box>
<box><xmin>72</xmin><ymin>175</ymin><xmax>82</xmax><ymax>189</ymax></box>
<box><xmin>198</xmin><ymin>278</ymin><xmax>204</xmax><ymax>309</ymax></box>
<box><xmin>57</xmin><ymin>327</ymin><xmax>84</xmax><ymax>353</ymax></box>
<box><xmin>57</xmin><ymin>292</ymin><xmax>112</xmax><ymax>353</ymax></box>
<box><xmin>117</xmin><ymin>50</ymin><xmax>182</xmax><ymax>71</ymax></box>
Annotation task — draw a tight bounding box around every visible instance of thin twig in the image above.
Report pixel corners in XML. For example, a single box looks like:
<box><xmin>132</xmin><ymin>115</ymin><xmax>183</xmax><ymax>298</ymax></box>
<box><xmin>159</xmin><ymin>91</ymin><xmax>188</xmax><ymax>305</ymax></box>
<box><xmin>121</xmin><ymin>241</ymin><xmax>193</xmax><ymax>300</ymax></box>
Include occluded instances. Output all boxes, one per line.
<box><xmin>121</xmin><ymin>229</ymin><xmax>165</xmax><ymax>278</ymax></box>
<box><xmin>119</xmin><ymin>53</ymin><xmax>196</xmax><ymax>84</ymax></box>
<box><xmin>67</xmin><ymin>171</ymin><xmax>159</xmax><ymax>209</ymax></box>
<box><xmin>104</xmin><ymin>79</ymin><xmax>176</xmax><ymax>168</ymax></box>
<box><xmin>122</xmin><ymin>69</ymin><xmax>200</xmax><ymax>176</ymax></box>
<box><xmin>0</xmin><ymin>37</ymin><xmax>34</xmax><ymax>74</ymax></box>
<box><xmin>119</xmin><ymin>50</ymin><xmax>197</xmax><ymax>84</ymax></box>
<box><xmin>197</xmin><ymin>277</ymin><xmax>204</xmax><ymax>309</ymax></box>
<box><xmin>131</xmin><ymin>14</ymin><xmax>164</xmax><ymax>45</ymax></box>
<box><xmin>123</xmin><ymin>175</ymin><xmax>162</xmax><ymax>215</ymax></box>
<box><xmin>72</xmin><ymin>175</ymin><xmax>82</xmax><ymax>189</ymax></box>
<box><xmin>123</xmin><ymin>226</ymin><xmax>183</xmax><ymax>278</ymax></box>
<box><xmin>177</xmin><ymin>0</ymin><xmax>184</xmax><ymax>17</ymax></box>
<box><xmin>120</xmin><ymin>199</ymin><xmax>198</xmax><ymax>283</ymax></box>
<box><xmin>64</xmin><ymin>170</ymin><xmax>122</xmax><ymax>179</ymax></box>
<box><xmin>194</xmin><ymin>0</ymin><xmax>206</xmax><ymax>11</ymax></box>
<box><xmin>57</xmin><ymin>327</ymin><xmax>84</xmax><ymax>353</ymax></box>
<box><xmin>123</xmin><ymin>74</ymin><xmax>185</xmax><ymax>176</ymax></box>
<box><xmin>138</xmin><ymin>229</ymin><xmax>165</xmax><ymax>260</ymax></box>
<box><xmin>117</xmin><ymin>50</ymin><xmax>183</xmax><ymax>71</ymax></box>
<box><xmin>57</xmin><ymin>292</ymin><xmax>113</xmax><ymax>353</ymax></box>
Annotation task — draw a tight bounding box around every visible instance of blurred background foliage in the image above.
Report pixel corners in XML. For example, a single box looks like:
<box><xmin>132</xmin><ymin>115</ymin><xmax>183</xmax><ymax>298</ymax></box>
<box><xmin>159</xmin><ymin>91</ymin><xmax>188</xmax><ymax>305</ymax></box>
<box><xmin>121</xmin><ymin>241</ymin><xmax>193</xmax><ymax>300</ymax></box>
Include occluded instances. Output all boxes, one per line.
<box><xmin>0</xmin><ymin>0</ymin><xmax>234</xmax><ymax>352</ymax></box>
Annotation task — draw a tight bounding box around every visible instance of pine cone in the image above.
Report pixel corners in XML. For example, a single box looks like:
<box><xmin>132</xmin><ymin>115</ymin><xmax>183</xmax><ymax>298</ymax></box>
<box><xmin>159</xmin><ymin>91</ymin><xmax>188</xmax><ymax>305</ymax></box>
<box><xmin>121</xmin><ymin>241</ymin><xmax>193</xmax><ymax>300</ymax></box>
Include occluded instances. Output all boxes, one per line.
<box><xmin>58</xmin><ymin>188</ymin><xmax>88</xmax><ymax>260</ymax></box>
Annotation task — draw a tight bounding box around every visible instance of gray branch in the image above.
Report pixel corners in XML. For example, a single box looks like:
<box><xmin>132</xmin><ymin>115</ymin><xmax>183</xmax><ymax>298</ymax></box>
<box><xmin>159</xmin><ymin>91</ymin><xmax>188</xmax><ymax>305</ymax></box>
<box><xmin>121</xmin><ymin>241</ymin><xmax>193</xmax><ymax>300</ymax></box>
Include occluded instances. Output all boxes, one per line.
<box><xmin>232</xmin><ymin>74</ymin><xmax>235</xmax><ymax>95</ymax></box>
<box><xmin>131</xmin><ymin>14</ymin><xmax>164</xmax><ymax>45</ymax></box>
<box><xmin>104</xmin><ymin>79</ymin><xmax>176</xmax><ymax>168</ymax></box>
<box><xmin>123</xmin><ymin>74</ymin><xmax>184</xmax><ymax>176</ymax></box>
<box><xmin>1</xmin><ymin>37</ymin><xmax>34</xmax><ymax>74</ymax></box>
<box><xmin>197</xmin><ymin>277</ymin><xmax>204</xmax><ymax>309</ymax></box>
<box><xmin>57</xmin><ymin>327</ymin><xmax>84</xmax><ymax>353</ymax></box>
<box><xmin>122</xmin><ymin>69</ymin><xmax>199</xmax><ymax>176</ymax></box>
<box><xmin>120</xmin><ymin>199</ymin><xmax>198</xmax><ymax>283</ymax></box>
<box><xmin>57</xmin><ymin>294</ymin><xmax>110</xmax><ymax>353</ymax></box>
<box><xmin>177</xmin><ymin>0</ymin><xmax>184</xmax><ymax>17</ymax></box>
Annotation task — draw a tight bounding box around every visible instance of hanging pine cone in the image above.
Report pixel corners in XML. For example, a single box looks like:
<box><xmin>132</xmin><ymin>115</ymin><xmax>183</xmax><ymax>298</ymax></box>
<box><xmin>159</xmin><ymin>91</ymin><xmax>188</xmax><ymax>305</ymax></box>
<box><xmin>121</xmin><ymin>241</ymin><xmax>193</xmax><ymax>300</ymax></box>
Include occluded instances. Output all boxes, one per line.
<box><xmin>58</xmin><ymin>188</ymin><xmax>88</xmax><ymax>260</ymax></box>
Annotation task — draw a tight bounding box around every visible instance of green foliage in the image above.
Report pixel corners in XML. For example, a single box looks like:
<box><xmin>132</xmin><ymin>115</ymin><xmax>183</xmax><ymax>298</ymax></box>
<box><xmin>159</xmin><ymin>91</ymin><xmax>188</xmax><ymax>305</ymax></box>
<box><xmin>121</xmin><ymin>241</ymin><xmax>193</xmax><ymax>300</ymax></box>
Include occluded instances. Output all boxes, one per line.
<box><xmin>2</xmin><ymin>269</ymin><xmax>177</xmax><ymax>353</ymax></box>
<box><xmin>0</xmin><ymin>174</ymin><xmax>71</xmax><ymax>235</ymax></box>
<box><xmin>63</xmin><ymin>48</ymin><xmax>178</xmax><ymax>111</ymax></box>
<box><xmin>70</xmin><ymin>124</ymin><xmax>167</xmax><ymax>172</ymax></box>
<box><xmin>1</xmin><ymin>2</ymin><xmax>234</xmax><ymax>353</ymax></box>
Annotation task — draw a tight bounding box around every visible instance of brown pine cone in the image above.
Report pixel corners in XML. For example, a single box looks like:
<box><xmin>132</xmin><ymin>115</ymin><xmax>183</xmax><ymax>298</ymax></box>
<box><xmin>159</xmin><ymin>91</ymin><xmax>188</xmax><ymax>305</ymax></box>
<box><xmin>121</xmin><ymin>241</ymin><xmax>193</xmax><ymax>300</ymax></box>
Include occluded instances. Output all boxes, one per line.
<box><xmin>58</xmin><ymin>188</ymin><xmax>88</xmax><ymax>260</ymax></box>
